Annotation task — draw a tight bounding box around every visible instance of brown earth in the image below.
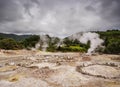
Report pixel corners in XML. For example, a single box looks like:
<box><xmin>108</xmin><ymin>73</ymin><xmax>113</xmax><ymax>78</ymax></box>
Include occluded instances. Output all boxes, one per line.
<box><xmin>0</xmin><ymin>50</ymin><xmax>120</xmax><ymax>87</ymax></box>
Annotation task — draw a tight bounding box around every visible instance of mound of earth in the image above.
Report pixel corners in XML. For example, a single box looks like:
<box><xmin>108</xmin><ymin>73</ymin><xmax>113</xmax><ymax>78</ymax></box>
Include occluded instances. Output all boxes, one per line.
<box><xmin>81</xmin><ymin>65</ymin><xmax>120</xmax><ymax>79</ymax></box>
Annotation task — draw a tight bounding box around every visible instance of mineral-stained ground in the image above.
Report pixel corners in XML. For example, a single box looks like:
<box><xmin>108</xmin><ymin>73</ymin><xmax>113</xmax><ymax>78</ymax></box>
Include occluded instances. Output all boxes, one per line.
<box><xmin>0</xmin><ymin>50</ymin><xmax>120</xmax><ymax>87</ymax></box>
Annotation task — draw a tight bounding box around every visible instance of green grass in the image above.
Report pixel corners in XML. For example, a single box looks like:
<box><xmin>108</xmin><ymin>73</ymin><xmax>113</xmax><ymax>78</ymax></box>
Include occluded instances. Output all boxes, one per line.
<box><xmin>60</xmin><ymin>45</ymin><xmax>87</xmax><ymax>52</ymax></box>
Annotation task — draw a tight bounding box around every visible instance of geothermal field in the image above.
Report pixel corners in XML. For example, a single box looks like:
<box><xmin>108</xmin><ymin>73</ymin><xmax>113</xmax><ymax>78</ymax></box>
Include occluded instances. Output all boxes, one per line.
<box><xmin>0</xmin><ymin>50</ymin><xmax>120</xmax><ymax>87</ymax></box>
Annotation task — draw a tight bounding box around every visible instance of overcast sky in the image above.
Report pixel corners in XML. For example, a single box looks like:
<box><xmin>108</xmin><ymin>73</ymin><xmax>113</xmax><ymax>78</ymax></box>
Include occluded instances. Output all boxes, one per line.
<box><xmin>0</xmin><ymin>0</ymin><xmax>120</xmax><ymax>37</ymax></box>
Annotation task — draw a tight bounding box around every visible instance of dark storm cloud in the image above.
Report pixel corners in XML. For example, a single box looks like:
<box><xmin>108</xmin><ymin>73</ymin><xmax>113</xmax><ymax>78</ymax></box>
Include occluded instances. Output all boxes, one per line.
<box><xmin>100</xmin><ymin>0</ymin><xmax>120</xmax><ymax>22</ymax></box>
<box><xmin>86</xmin><ymin>0</ymin><xmax>120</xmax><ymax>22</ymax></box>
<box><xmin>0</xmin><ymin>0</ymin><xmax>120</xmax><ymax>37</ymax></box>
<box><xmin>0</xmin><ymin>0</ymin><xmax>23</xmax><ymax>22</ymax></box>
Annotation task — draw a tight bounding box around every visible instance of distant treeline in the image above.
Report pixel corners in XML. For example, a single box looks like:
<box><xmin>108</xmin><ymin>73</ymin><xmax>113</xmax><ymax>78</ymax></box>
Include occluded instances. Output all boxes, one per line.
<box><xmin>0</xmin><ymin>30</ymin><xmax>120</xmax><ymax>54</ymax></box>
<box><xmin>97</xmin><ymin>30</ymin><xmax>120</xmax><ymax>54</ymax></box>
<box><xmin>0</xmin><ymin>34</ymin><xmax>40</xmax><ymax>50</ymax></box>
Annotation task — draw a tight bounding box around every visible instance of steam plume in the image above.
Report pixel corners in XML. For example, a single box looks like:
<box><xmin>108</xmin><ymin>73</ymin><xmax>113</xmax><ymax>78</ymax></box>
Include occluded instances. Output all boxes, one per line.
<box><xmin>40</xmin><ymin>35</ymin><xmax>49</xmax><ymax>51</ymax></box>
<box><xmin>80</xmin><ymin>32</ymin><xmax>104</xmax><ymax>55</ymax></box>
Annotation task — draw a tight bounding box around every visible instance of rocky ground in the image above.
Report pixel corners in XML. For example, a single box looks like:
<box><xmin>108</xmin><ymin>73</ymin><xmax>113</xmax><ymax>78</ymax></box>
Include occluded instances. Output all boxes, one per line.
<box><xmin>0</xmin><ymin>50</ymin><xmax>120</xmax><ymax>87</ymax></box>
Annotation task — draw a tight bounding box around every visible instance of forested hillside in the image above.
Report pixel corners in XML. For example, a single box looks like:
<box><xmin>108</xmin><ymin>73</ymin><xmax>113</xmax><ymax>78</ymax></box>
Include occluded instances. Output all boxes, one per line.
<box><xmin>0</xmin><ymin>33</ymin><xmax>32</xmax><ymax>41</ymax></box>
<box><xmin>97</xmin><ymin>30</ymin><xmax>120</xmax><ymax>54</ymax></box>
<box><xmin>0</xmin><ymin>30</ymin><xmax>120</xmax><ymax>54</ymax></box>
<box><xmin>0</xmin><ymin>33</ymin><xmax>39</xmax><ymax>50</ymax></box>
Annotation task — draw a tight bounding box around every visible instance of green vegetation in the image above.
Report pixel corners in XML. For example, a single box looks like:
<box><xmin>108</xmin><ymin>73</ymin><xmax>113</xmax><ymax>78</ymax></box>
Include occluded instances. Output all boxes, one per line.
<box><xmin>57</xmin><ymin>38</ymin><xmax>89</xmax><ymax>52</ymax></box>
<box><xmin>0</xmin><ymin>35</ymin><xmax>40</xmax><ymax>50</ymax></box>
<box><xmin>0</xmin><ymin>33</ymin><xmax>31</xmax><ymax>41</ymax></box>
<box><xmin>97</xmin><ymin>30</ymin><xmax>120</xmax><ymax>54</ymax></box>
<box><xmin>0</xmin><ymin>38</ymin><xmax>22</xmax><ymax>50</ymax></box>
<box><xmin>21</xmin><ymin>35</ymin><xmax>40</xmax><ymax>48</ymax></box>
<box><xmin>104</xmin><ymin>39</ymin><xmax>120</xmax><ymax>54</ymax></box>
<box><xmin>58</xmin><ymin>45</ymin><xmax>87</xmax><ymax>52</ymax></box>
<box><xmin>0</xmin><ymin>30</ymin><xmax>120</xmax><ymax>54</ymax></box>
<box><xmin>46</xmin><ymin>37</ymin><xmax>60</xmax><ymax>52</ymax></box>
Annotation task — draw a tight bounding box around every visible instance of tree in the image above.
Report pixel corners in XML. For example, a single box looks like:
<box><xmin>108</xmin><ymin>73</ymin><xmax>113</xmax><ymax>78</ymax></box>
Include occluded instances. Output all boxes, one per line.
<box><xmin>47</xmin><ymin>37</ymin><xmax>60</xmax><ymax>52</ymax></box>
<box><xmin>0</xmin><ymin>38</ymin><xmax>22</xmax><ymax>50</ymax></box>
<box><xmin>63</xmin><ymin>38</ymin><xmax>80</xmax><ymax>47</ymax></box>
<box><xmin>96</xmin><ymin>30</ymin><xmax>120</xmax><ymax>54</ymax></box>
<box><xmin>104</xmin><ymin>39</ymin><xmax>120</xmax><ymax>54</ymax></box>
<box><xmin>21</xmin><ymin>35</ymin><xmax>40</xmax><ymax>48</ymax></box>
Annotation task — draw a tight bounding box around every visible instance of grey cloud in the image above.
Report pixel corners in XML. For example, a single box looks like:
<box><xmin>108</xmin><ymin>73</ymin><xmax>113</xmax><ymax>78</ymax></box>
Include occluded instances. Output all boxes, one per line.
<box><xmin>0</xmin><ymin>0</ymin><xmax>23</xmax><ymax>22</ymax></box>
<box><xmin>0</xmin><ymin>0</ymin><xmax>120</xmax><ymax>37</ymax></box>
<box><xmin>85</xmin><ymin>6</ymin><xmax>96</xmax><ymax>12</ymax></box>
<box><xmin>99</xmin><ymin>0</ymin><xmax>120</xmax><ymax>22</ymax></box>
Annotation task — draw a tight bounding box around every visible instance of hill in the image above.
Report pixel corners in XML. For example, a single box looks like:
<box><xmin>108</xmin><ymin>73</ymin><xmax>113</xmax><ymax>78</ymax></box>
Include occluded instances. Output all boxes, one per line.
<box><xmin>0</xmin><ymin>33</ymin><xmax>32</xmax><ymax>41</ymax></box>
<box><xmin>0</xmin><ymin>30</ymin><xmax>120</xmax><ymax>54</ymax></box>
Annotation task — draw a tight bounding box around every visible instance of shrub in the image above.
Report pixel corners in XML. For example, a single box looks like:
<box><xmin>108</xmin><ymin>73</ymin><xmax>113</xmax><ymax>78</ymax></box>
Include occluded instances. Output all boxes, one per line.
<box><xmin>58</xmin><ymin>45</ymin><xmax>87</xmax><ymax>52</ymax></box>
<box><xmin>0</xmin><ymin>38</ymin><xmax>22</xmax><ymax>50</ymax></box>
<box><xmin>21</xmin><ymin>35</ymin><xmax>40</xmax><ymax>48</ymax></box>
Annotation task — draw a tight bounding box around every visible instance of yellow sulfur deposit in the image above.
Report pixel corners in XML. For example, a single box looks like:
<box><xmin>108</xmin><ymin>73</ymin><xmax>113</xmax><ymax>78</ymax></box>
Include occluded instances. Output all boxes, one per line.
<box><xmin>7</xmin><ymin>73</ymin><xmax>26</xmax><ymax>82</ymax></box>
<box><xmin>0</xmin><ymin>66</ymin><xmax>18</xmax><ymax>72</ymax></box>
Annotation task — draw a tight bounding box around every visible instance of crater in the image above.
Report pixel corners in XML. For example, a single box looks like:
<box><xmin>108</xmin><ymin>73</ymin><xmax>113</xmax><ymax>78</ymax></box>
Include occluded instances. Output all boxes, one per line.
<box><xmin>77</xmin><ymin>65</ymin><xmax>120</xmax><ymax>79</ymax></box>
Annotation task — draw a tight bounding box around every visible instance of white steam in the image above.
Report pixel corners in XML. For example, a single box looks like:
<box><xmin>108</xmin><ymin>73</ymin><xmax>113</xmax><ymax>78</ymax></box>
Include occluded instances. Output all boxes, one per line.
<box><xmin>80</xmin><ymin>32</ymin><xmax>104</xmax><ymax>55</ymax></box>
<box><xmin>33</xmin><ymin>35</ymin><xmax>49</xmax><ymax>51</ymax></box>
<box><xmin>35</xmin><ymin>43</ymin><xmax>40</xmax><ymax>50</ymax></box>
<box><xmin>40</xmin><ymin>35</ymin><xmax>49</xmax><ymax>51</ymax></box>
<box><xmin>33</xmin><ymin>32</ymin><xmax>103</xmax><ymax>54</ymax></box>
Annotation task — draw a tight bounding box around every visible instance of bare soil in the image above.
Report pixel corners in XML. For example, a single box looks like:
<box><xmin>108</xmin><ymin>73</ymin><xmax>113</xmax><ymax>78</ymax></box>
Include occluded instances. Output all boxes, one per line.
<box><xmin>0</xmin><ymin>50</ymin><xmax>120</xmax><ymax>87</ymax></box>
